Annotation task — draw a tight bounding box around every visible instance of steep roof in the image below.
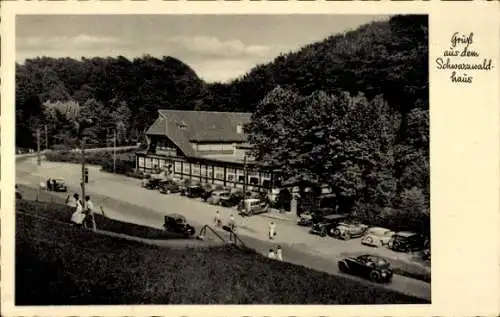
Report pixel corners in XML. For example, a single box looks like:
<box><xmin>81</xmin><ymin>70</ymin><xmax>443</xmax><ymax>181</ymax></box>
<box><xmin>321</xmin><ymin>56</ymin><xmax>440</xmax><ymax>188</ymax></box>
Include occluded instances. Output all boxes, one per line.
<box><xmin>158</xmin><ymin>110</ymin><xmax>251</xmax><ymax>142</ymax></box>
<box><xmin>146</xmin><ymin>109</ymin><xmax>252</xmax><ymax>157</ymax></box>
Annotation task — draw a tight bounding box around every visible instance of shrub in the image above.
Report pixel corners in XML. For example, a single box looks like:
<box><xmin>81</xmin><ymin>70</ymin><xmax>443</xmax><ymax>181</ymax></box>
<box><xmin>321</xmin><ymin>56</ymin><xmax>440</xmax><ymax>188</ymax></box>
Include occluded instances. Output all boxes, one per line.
<box><xmin>45</xmin><ymin>149</ymin><xmax>137</xmax><ymax>177</ymax></box>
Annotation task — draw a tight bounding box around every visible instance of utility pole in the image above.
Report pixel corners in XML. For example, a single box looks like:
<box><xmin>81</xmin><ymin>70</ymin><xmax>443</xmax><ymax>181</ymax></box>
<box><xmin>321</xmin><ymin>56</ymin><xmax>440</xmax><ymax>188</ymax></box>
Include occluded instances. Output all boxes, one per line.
<box><xmin>243</xmin><ymin>154</ymin><xmax>247</xmax><ymax>195</ymax></box>
<box><xmin>36</xmin><ymin>127</ymin><xmax>41</xmax><ymax>166</ymax></box>
<box><xmin>113</xmin><ymin>129</ymin><xmax>117</xmax><ymax>174</ymax></box>
<box><xmin>44</xmin><ymin>125</ymin><xmax>48</xmax><ymax>151</ymax></box>
<box><xmin>81</xmin><ymin>136</ymin><xmax>86</xmax><ymax>210</ymax></box>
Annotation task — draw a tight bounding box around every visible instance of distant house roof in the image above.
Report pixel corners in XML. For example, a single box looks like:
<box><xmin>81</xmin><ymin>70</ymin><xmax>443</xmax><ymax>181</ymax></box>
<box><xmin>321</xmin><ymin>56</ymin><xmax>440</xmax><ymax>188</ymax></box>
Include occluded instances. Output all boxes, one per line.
<box><xmin>146</xmin><ymin>109</ymin><xmax>252</xmax><ymax>158</ymax></box>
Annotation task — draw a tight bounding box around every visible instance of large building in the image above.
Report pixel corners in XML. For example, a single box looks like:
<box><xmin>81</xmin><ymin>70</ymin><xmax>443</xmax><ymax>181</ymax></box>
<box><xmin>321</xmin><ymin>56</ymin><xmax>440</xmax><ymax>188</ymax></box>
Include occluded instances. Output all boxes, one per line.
<box><xmin>135</xmin><ymin>110</ymin><xmax>277</xmax><ymax>191</ymax></box>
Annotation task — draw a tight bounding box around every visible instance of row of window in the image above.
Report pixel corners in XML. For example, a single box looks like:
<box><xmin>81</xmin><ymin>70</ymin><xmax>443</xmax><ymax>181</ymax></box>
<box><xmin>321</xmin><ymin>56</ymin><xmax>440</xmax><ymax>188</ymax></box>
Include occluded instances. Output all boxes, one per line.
<box><xmin>137</xmin><ymin>156</ymin><xmax>272</xmax><ymax>187</ymax></box>
<box><xmin>194</xmin><ymin>143</ymin><xmax>235</xmax><ymax>152</ymax></box>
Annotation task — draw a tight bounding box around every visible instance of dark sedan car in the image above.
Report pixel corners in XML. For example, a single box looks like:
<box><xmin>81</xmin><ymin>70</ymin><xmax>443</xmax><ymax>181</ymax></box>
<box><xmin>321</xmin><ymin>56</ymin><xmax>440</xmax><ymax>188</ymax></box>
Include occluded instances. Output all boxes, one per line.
<box><xmin>338</xmin><ymin>254</ymin><xmax>394</xmax><ymax>283</ymax></box>
<box><xmin>308</xmin><ymin>214</ymin><xmax>350</xmax><ymax>237</ymax></box>
<box><xmin>389</xmin><ymin>231</ymin><xmax>428</xmax><ymax>253</ymax></box>
<box><xmin>163</xmin><ymin>213</ymin><xmax>196</xmax><ymax>237</ymax></box>
<box><xmin>51</xmin><ymin>179</ymin><xmax>68</xmax><ymax>192</ymax></box>
<box><xmin>158</xmin><ymin>180</ymin><xmax>182</xmax><ymax>194</ymax></box>
<box><xmin>182</xmin><ymin>185</ymin><xmax>207</xmax><ymax>199</ymax></box>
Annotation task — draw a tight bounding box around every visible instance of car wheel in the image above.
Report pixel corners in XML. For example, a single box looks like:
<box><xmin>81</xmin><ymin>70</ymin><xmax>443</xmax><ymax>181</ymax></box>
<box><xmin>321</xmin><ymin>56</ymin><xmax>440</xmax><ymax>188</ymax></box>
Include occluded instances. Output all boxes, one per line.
<box><xmin>369</xmin><ymin>271</ymin><xmax>380</xmax><ymax>282</ymax></box>
<box><xmin>320</xmin><ymin>230</ymin><xmax>326</xmax><ymax>237</ymax></box>
<box><xmin>333</xmin><ymin>229</ymin><xmax>341</xmax><ymax>237</ymax></box>
<box><xmin>338</xmin><ymin>261</ymin><xmax>349</xmax><ymax>273</ymax></box>
<box><xmin>342</xmin><ymin>232</ymin><xmax>351</xmax><ymax>240</ymax></box>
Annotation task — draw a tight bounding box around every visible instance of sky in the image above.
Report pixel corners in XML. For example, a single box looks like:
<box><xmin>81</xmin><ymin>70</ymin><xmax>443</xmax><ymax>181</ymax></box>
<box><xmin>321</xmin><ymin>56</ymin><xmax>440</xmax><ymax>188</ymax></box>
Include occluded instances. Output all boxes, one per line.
<box><xmin>16</xmin><ymin>15</ymin><xmax>390</xmax><ymax>83</ymax></box>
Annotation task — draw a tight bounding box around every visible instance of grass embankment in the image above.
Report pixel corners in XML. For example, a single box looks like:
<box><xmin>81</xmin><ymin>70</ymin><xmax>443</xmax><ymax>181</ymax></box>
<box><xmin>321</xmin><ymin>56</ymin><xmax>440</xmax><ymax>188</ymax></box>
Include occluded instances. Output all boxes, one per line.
<box><xmin>16</xmin><ymin>200</ymin><xmax>428</xmax><ymax>305</ymax></box>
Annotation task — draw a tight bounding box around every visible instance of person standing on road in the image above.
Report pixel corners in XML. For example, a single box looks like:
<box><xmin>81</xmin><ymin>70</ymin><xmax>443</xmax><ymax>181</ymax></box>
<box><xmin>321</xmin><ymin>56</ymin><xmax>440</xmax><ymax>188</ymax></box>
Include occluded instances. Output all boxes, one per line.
<box><xmin>276</xmin><ymin>245</ymin><xmax>283</xmax><ymax>261</ymax></box>
<box><xmin>85</xmin><ymin>195</ymin><xmax>97</xmax><ymax>231</ymax></box>
<box><xmin>228</xmin><ymin>214</ymin><xmax>236</xmax><ymax>232</ymax></box>
<box><xmin>46</xmin><ymin>178</ymin><xmax>52</xmax><ymax>191</ymax></box>
<box><xmin>70</xmin><ymin>194</ymin><xmax>85</xmax><ymax>228</ymax></box>
<box><xmin>268</xmin><ymin>221</ymin><xmax>276</xmax><ymax>240</ymax></box>
<box><xmin>267</xmin><ymin>248</ymin><xmax>276</xmax><ymax>260</ymax></box>
<box><xmin>214</xmin><ymin>210</ymin><xmax>222</xmax><ymax>227</ymax></box>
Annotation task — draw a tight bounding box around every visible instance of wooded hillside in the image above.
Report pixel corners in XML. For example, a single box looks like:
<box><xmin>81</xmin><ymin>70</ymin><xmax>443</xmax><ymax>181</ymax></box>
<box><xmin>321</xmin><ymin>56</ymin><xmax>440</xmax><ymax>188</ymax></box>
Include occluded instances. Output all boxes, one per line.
<box><xmin>15</xmin><ymin>15</ymin><xmax>429</xmax><ymax>230</ymax></box>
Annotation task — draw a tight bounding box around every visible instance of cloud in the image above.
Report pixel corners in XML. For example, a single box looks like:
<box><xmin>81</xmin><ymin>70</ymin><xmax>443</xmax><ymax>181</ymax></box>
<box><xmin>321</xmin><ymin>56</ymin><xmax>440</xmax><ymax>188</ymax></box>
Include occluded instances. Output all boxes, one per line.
<box><xmin>163</xmin><ymin>36</ymin><xmax>272</xmax><ymax>59</ymax></box>
<box><xmin>17</xmin><ymin>34</ymin><xmax>120</xmax><ymax>51</ymax></box>
<box><xmin>15</xmin><ymin>34</ymin><xmax>279</xmax><ymax>82</ymax></box>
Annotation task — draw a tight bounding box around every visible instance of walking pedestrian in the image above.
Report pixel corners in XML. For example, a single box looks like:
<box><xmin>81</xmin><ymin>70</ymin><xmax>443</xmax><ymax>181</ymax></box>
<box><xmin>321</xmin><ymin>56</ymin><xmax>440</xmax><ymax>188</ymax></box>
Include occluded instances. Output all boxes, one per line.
<box><xmin>85</xmin><ymin>195</ymin><xmax>97</xmax><ymax>231</ymax></box>
<box><xmin>228</xmin><ymin>214</ymin><xmax>236</xmax><ymax>232</ymax></box>
<box><xmin>214</xmin><ymin>210</ymin><xmax>222</xmax><ymax>227</ymax></box>
<box><xmin>276</xmin><ymin>245</ymin><xmax>283</xmax><ymax>261</ymax></box>
<box><xmin>267</xmin><ymin>248</ymin><xmax>276</xmax><ymax>260</ymax></box>
<box><xmin>70</xmin><ymin>194</ymin><xmax>85</xmax><ymax>228</ymax></box>
<box><xmin>268</xmin><ymin>221</ymin><xmax>276</xmax><ymax>240</ymax></box>
<box><xmin>52</xmin><ymin>179</ymin><xmax>57</xmax><ymax>191</ymax></box>
<box><xmin>46</xmin><ymin>178</ymin><xmax>52</xmax><ymax>191</ymax></box>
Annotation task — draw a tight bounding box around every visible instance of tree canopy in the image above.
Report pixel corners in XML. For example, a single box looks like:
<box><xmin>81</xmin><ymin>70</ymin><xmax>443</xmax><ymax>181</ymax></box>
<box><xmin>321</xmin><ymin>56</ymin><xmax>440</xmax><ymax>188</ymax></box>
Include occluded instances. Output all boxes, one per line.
<box><xmin>15</xmin><ymin>15</ymin><xmax>429</xmax><ymax>232</ymax></box>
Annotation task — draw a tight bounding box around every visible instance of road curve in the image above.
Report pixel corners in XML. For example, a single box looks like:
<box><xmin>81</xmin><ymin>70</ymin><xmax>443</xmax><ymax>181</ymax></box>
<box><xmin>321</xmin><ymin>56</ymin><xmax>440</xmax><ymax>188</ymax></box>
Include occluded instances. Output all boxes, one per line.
<box><xmin>15</xmin><ymin>158</ymin><xmax>431</xmax><ymax>302</ymax></box>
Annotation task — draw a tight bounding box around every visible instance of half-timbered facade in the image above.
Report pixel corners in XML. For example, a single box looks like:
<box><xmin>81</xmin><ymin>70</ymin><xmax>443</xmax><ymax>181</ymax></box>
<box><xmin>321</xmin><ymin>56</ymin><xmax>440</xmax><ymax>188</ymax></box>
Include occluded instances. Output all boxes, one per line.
<box><xmin>136</xmin><ymin>110</ymin><xmax>277</xmax><ymax>191</ymax></box>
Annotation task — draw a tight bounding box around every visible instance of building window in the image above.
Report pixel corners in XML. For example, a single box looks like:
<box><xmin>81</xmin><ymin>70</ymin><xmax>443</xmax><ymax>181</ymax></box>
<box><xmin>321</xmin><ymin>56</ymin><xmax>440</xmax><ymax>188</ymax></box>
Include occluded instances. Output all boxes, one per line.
<box><xmin>249</xmin><ymin>176</ymin><xmax>259</xmax><ymax>185</ymax></box>
<box><xmin>236</xmin><ymin>124</ymin><xmax>243</xmax><ymax>134</ymax></box>
<box><xmin>174</xmin><ymin>161</ymin><xmax>182</xmax><ymax>173</ymax></box>
<box><xmin>227</xmin><ymin>174</ymin><xmax>235</xmax><ymax>182</ymax></box>
<box><xmin>238</xmin><ymin>175</ymin><xmax>245</xmax><ymax>183</ymax></box>
<box><xmin>215</xmin><ymin>173</ymin><xmax>224</xmax><ymax>180</ymax></box>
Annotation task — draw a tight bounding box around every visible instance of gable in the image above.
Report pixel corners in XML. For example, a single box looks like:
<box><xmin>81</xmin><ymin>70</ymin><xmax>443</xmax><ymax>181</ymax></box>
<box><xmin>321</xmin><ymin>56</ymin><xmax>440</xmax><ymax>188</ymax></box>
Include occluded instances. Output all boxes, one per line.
<box><xmin>158</xmin><ymin>110</ymin><xmax>251</xmax><ymax>143</ymax></box>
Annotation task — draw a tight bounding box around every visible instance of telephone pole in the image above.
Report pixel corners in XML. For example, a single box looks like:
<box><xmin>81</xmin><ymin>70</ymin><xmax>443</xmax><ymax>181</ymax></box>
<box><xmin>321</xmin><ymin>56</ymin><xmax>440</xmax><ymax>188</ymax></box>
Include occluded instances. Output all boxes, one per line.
<box><xmin>81</xmin><ymin>136</ymin><xmax>86</xmax><ymax>210</ymax></box>
<box><xmin>243</xmin><ymin>154</ymin><xmax>247</xmax><ymax>195</ymax></box>
<box><xmin>36</xmin><ymin>127</ymin><xmax>41</xmax><ymax>166</ymax></box>
<box><xmin>44</xmin><ymin>125</ymin><xmax>48</xmax><ymax>151</ymax></box>
<box><xmin>113</xmin><ymin>129</ymin><xmax>117</xmax><ymax>174</ymax></box>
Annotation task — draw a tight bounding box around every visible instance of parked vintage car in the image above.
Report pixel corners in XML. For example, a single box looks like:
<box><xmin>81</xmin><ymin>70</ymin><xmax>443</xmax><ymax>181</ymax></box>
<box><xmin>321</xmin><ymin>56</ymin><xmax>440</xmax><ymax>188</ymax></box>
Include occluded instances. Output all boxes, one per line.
<box><xmin>158</xmin><ymin>180</ymin><xmax>182</xmax><ymax>194</ymax></box>
<box><xmin>361</xmin><ymin>227</ymin><xmax>395</xmax><ymax>247</ymax></box>
<box><xmin>238</xmin><ymin>198</ymin><xmax>269</xmax><ymax>216</ymax></box>
<box><xmin>163</xmin><ymin>213</ymin><xmax>196</xmax><ymax>237</ymax></box>
<box><xmin>338</xmin><ymin>254</ymin><xmax>394</xmax><ymax>283</ymax></box>
<box><xmin>332</xmin><ymin>220</ymin><xmax>369</xmax><ymax>240</ymax></box>
<box><xmin>308</xmin><ymin>214</ymin><xmax>350</xmax><ymax>237</ymax></box>
<box><xmin>220</xmin><ymin>191</ymin><xmax>244</xmax><ymax>208</ymax></box>
<box><xmin>207</xmin><ymin>190</ymin><xmax>231</xmax><ymax>205</ymax></box>
<box><xmin>51</xmin><ymin>178</ymin><xmax>68</xmax><ymax>192</ymax></box>
<box><xmin>182</xmin><ymin>184</ymin><xmax>204</xmax><ymax>198</ymax></box>
<box><xmin>143</xmin><ymin>178</ymin><xmax>162</xmax><ymax>190</ymax></box>
<box><xmin>297</xmin><ymin>212</ymin><xmax>314</xmax><ymax>226</ymax></box>
<box><xmin>389</xmin><ymin>231</ymin><xmax>427</xmax><ymax>253</ymax></box>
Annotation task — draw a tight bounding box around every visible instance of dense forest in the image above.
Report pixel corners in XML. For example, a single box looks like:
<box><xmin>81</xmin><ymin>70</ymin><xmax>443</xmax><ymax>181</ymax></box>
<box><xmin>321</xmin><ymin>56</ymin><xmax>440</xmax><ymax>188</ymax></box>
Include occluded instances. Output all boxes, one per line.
<box><xmin>16</xmin><ymin>15</ymin><xmax>429</xmax><ymax>230</ymax></box>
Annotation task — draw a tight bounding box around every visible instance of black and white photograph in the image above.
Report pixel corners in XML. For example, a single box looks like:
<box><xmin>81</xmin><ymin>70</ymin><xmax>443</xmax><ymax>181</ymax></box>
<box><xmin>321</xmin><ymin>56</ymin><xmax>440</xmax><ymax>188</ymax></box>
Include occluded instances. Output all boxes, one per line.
<box><xmin>13</xmin><ymin>13</ymin><xmax>431</xmax><ymax>305</ymax></box>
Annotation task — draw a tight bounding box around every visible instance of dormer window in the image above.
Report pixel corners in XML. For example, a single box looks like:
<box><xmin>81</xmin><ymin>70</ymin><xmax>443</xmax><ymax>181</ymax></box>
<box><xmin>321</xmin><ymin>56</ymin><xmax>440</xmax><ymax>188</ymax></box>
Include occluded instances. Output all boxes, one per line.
<box><xmin>236</xmin><ymin>123</ymin><xmax>243</xmax><ymax>134</ymax></box>
<box><xmin>178</xmin><ymin>121</ymin><xmax>187</xmax><ymax>129</ymax></box>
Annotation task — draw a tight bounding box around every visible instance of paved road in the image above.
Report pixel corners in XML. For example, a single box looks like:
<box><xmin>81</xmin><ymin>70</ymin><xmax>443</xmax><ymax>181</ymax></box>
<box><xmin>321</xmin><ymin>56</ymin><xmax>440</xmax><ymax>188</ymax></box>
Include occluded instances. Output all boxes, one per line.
<box><xmin>16</xmin><ymin>158</ymin><xmax>431</xmax><ymax>301</ymax></box>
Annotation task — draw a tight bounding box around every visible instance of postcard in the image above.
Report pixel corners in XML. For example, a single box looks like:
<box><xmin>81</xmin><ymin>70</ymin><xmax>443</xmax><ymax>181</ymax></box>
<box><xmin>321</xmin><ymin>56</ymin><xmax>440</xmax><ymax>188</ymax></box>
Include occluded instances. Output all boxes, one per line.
<box><xmin>1</xmin><ymin>1</ymin><xmax>499</xmax><ymax>317</ymax></box>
